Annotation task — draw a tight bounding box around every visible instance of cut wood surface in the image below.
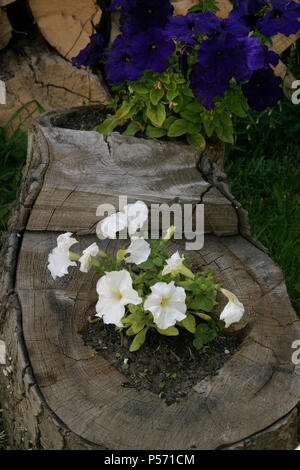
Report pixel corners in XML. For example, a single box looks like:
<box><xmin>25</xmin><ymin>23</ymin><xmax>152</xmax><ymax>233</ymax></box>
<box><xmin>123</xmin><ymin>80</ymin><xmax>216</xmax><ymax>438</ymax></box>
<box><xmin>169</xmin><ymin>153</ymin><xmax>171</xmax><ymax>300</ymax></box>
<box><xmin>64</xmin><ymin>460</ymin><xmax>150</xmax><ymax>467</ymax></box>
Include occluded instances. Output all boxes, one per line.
<box><xmin>28</xmin><ymin>0</ymin><xmax>102</xmax><ymax>62</ymax></box>
<box><xmin>0</xmin><ymin>106</ymin><xmax>299</xmax><ymax>450</ymax></box>
<box><xmin>0</xmin><ymin>0</ymin><xmax>15</xmax><ymax>6</ymax></box>
<box><xmin>0</xmin><ymin>8</ymin><xmax>12</xmax><ymax>50</ymax></box>
<box><xmin>0</xmin><ymin>32</ymin><xmax>110</xmax><ymax>135</ymax></box>
<box><xmin>171</xmin><ymin>0</ymin><xmax>232</xmax><ymax>16</ymax></box>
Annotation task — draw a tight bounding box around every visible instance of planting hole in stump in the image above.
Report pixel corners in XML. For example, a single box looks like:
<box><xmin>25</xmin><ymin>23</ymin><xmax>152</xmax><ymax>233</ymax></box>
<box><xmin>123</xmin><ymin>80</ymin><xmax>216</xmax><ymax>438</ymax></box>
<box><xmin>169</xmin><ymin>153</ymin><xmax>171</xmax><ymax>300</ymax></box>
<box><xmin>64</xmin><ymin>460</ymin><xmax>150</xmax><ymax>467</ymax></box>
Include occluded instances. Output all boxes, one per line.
<box><xmin>0</xmin><ymin>106</ymin><xmax>300</xmax><ymax>450</ymax></box>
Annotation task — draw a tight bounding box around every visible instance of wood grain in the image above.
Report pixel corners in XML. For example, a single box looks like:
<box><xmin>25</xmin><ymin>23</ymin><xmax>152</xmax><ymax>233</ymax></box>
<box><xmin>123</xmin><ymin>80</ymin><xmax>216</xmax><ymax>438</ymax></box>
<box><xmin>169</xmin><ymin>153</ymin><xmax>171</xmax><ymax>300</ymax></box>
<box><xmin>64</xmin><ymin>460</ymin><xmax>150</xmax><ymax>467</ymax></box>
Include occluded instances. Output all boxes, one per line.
<box><xmin>28</xmin><ymin>0</ymin><xmax>102</xmax><ymax>62</ymax></box>
<box><xmin>0</xmin><ymin>106</ymin><xmax>299</xmax><ymax>449</ymax></box>
<box><xmin>0</xmin><ymin>7</ymin><xmax>12</xmax><ymax>50</ymax></box>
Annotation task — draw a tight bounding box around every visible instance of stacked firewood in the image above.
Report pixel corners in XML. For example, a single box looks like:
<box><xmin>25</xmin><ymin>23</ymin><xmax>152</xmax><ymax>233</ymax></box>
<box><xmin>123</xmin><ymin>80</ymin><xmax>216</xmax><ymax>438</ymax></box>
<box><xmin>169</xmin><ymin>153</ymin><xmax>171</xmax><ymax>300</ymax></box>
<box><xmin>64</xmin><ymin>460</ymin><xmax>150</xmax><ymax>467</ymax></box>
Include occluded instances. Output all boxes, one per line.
<box><xmin>0</xmin><ymin>0</ymin><xmax>298</xmax><ymax>135</ymax></box>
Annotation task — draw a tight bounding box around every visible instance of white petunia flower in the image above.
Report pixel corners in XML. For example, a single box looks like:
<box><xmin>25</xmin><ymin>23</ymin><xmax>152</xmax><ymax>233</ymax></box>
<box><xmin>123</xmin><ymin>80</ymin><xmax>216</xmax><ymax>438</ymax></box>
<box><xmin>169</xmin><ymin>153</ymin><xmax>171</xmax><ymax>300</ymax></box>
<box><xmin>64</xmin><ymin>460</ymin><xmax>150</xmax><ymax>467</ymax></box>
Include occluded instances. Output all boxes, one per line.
<box><xmin>95</xmin><ymin>269</ymin><xmax>142</xmax><ymax>327</ymax></box>
<box><xmin>144</xmin><ymin>281</ymin><xmax>187</xmax><ymax>330</ymax></box>
<box><xmin>220</xmin><ymin>288</ymin><xmax>245</xmax><ymax>328</ymax></box>
<box><xmin>47</xmin><ymin>232</ymin><xmax>78</xmax><ymax>280</ymax></box>
<box><xmin>97</xmin><ymin>212</ymin><xmax>127</xmax><ymax>239</ymax></box>
<box><xmin>96</xmin><ymin>201</ymin><xmax>148</xmax><ymax>239</ymax></box>
<box><xmin>123</xmin><ymin>200</ymin><xmax>148</xmax><ymax>236</ymax></box>
<box><xmin>79</xmin><ymin>242</ymin><xmax>99</xmax><ymax>273</ymax></box>
<box><xmin>124</xmin><ymin>236</ymin><xmax>151</xmax><ymax>265</ymax></box>
<box><xmin>162</xmin><ymin>251</ymin><xmax>194</xmax><ymax>279</ymax></box>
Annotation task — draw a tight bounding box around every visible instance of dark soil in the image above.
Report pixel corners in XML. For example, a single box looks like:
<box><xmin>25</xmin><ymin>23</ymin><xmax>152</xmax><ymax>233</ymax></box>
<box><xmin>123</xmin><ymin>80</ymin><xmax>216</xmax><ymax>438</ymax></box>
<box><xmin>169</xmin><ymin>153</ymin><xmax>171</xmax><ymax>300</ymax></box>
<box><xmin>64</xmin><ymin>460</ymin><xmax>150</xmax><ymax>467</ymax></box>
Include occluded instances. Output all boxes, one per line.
<box><xmin>82</xmin><ymin>320</ymin><xmax>245</xmax><ymax>406</ymax></box>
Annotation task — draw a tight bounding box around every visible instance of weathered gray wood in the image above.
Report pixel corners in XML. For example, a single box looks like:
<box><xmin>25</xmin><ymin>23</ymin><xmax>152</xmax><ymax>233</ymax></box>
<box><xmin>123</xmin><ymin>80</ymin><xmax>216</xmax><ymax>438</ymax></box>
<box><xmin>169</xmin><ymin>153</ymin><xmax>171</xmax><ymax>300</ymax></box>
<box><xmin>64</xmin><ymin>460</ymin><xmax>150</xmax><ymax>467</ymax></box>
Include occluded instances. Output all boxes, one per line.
<box><xmin>0</xmin><ymin>106</ymin><xmax>300</xmax><ymax>450</ymax></box>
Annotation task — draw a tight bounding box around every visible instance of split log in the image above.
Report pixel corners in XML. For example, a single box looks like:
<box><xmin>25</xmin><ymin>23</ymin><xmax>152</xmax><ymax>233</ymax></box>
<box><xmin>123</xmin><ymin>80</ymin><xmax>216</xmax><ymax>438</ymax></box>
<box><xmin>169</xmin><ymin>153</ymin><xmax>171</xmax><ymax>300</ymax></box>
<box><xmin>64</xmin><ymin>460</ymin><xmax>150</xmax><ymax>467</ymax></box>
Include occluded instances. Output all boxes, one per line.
<box><xmin>0</xmin><ymin>0</ymin><xmax>16</xmax><ymax>6</ymax></box>
<box><xmin>0</xmin><ymin>105</ymin><xmax>299</xmax><ymax>450</ymax></box>
<box><xmin>0</xmin><ymin>8</ymin><xmax>12</xmax><ymax>50</ymax></box>
<box><xmin>0</xmin><ymin>31</ymin><xmax>110</xmax><ymax>136</ymax></box>
<box><xmin>27</xmin><ymin>0</ymin><xmax>102</xmax><ymax>62</ymax></box>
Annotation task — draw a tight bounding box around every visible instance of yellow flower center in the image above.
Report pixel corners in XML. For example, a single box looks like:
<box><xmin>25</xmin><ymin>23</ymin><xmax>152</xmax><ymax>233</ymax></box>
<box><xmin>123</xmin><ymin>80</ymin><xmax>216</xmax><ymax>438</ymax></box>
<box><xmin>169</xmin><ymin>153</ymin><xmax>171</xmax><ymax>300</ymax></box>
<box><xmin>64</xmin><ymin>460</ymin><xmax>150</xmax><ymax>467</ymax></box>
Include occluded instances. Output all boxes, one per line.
<box><xmin>113</xmin><ymin>290</ymin><xmax>123</xmax><ymax>301</ymax></box>
<box><xmin>161</xmin><ymin>297</ymin><xmax>169</xmax><ymax>307</ymax></box>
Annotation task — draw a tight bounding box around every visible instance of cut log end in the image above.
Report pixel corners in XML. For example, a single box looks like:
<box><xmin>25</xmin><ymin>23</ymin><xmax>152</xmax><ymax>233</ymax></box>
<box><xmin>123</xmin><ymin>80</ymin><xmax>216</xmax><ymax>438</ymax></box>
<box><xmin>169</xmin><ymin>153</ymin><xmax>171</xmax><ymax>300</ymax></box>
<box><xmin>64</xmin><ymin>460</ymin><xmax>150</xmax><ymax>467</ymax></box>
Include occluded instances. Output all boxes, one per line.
<box><xmin>0</xmin><ymin>8</ymin><xmax>12</xmax><ymax>51</ymax></box>
<box><xmin>28</xmin><ymin>0</ymin><xmax>102</xmax><ymax>61</ymax></box>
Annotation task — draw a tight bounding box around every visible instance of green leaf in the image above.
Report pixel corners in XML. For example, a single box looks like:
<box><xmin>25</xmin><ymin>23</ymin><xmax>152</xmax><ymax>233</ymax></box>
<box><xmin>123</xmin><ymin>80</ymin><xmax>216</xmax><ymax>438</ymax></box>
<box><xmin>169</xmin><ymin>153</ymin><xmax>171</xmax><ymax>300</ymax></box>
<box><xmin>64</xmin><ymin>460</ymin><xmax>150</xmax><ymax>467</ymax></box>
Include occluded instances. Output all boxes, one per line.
<box><xmin>129</xmin><ymin>327</ymin><xmax>149</xmax><ymax>352</ymax></box>
<box><xmin>160</xmin><ymin>71</ymin><xmax>171</xmax><ymax>85</ymax></box>
<box><xmin>167</xmin><ymin>119</ymin><xmax>189</xmax><ymax>137</ymax></box>
<box><xmin>225</xmin><ymin>86</ymin><xmax>249</xmax><ymax>117</ymax></box>
<box><xmin>126</xmin><ymin>326</ymin><xmax>137</xmax><ymax>336</ymax></box>
<box><xmin>130</xmin><ymin>82</ymin><xmax>150</xmax><ymax>95</ymax></box>
<box><xmin>202</xmin><ymin>113</ymin><xmax>215</xmax><ymax>137</ymax></box>
<box><xmin>215</xmin><ymin>113</ymin><xmax>234</xmax><ymax>144</ymax></box>
<box><xmin>150</xmin><ymin>87</ymin><xmax>164</xmax><ymax>106</ymax></box>
<box><xmin>131</xmin><ymin>320</ymin><xmax>147</xmax><ymax>335</ymax></box>
<box><xmin>189</xmin><ymin>292</ymin><xmax>216</xmax><ymax>312</ymax></box>
<box><xmin>166</xmin><ymin>88</ymin><xmax>179</xmax><ymax>101</ymax></box>
<box><xmin>187</xmin><ymin>121</ymin><xmax>202</xmax><ymax>135</ymax></box>
<box><xmin>115</xmin><ymin>102</ymin><xmax>135</xmax><ymax>120</ymax></box>
<box><xmin>153</xmin><ymin>256</ymin><xmax>164</xmax><ymax>267</ymax></box>
<box><xmin>174</xmin><ymin>73</ymin><xmax>186</xmax><ymax>84</ymax></box>
<box><xmin>177</xmin><ymin>313</ymin><xmax>196</xmax><ymax>333</ymax></box>
<box><xmin>185</xmin><ymin>102</ymin><xmax>204</xmax><ymax>113</ymax></box>
<box><xmin>146</xmin><ymin>125</ymin><xmax>167</xmax><ymax>138</ymax></box>
<box><xmin>186</xmin><ymin>133</ymin><xmax>206</xmax><ymax>151</ymax></box>
<box><xmin>155</xmin><ymin>326</ymin><xmax>179</xmax><ymax>336</ymax></box>
<box><xmin>123</xmin><ymin>121</ymin><xmax>140</xmax><ymax>136</ymax></box>
<box><xmin>139</xmin><ymin>258</ymin><xmax>155</xmax><ymax>270</ymax></box>
<box><xmin>94</xmin><ymin>116</ymin><xmax>117</xmax><ymax>136</ymax></box>
<box><xmin>180</xmin><ymin>109</ymin><xmax>202</xmax><ymax>123</ymax></box>
<box><xmin>146</xmin><ymin>103</ymin><xmax>166</xmax><ymax>128</ymax></box>
<box><xmin>89</xmin><ymin>256</ymin><xmax>103</xmax><ymax>269</ymax></box>
<box><xmin>188</xmin><ymin>0</ymin><xmax>219</xmax><ymax>13</ymax></box>
<box><xmin>163</xmin><ymin>116</ymin><xmax>177</xmax><ymax>130</ymax></box>
<box><xmin>182</xmin><ymin>87</ymin><xmax>195</xmax><ymax>98</ymax></box>
<box><xmin>193</xmin><ymin>322</ymin><xmax>218</xmax><ymax>350</ymax></box>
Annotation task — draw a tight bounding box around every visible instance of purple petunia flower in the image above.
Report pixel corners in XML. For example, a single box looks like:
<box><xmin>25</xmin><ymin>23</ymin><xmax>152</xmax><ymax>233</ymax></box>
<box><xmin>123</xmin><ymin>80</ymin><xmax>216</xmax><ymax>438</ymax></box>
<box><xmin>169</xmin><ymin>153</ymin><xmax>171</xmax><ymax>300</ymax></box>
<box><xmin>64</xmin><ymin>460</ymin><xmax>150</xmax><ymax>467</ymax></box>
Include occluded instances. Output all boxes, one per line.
<box><xmin>120</xmin><ymin>0</ymin><xmax>174</xmax><ymax>37</ymax></box>
<box><xmin>260</xmin><ymin>44</ymin><xmax>280</xmax><ymax>68</ymax></box>
<box><xmin>169</xmin><ymin>10</ymin><xmax>250</xmax><ymax>40</ymax></box>
<box><xmin>257</xmin><ymin>0</ymin><xmax>300</xmax><ymax>37</ymax></box>
<box><xmin>189</xmin><ymin>31</ymin><xmax>268</xmax><ymax>109</ymax></box>
<box><xmin>72</xmin><ymin>33</ymin><xmax>105</xmax><ymax>68</ymax></box>
<box><xmin>164</xmin><ymin>12</ymin><xmax>217</xmax><ymax>44</ymax></box>
<box><xmin>189</xmin><ymin>63</ymin><xmax>230</xmax><ymax>109</ymax></box>
<box><xmin>229</xmin><ymin>0</ymin><xmax>267</xmax><ymax>30</ymax></box>
<box><xmin>131</xmin><ymin>28</ymin><xmax>175</xmax><ymax>74</ymax></box>
<box><xmin>242</xmin><ymin>68</ymin><xmax>283</xmax><ymax>110</ymax></box>
<box><xmin>196</xmin><ymin>33</ymin><xmax>264</xmax><ymax>84</ymax></box>
<box><xmin>104</xmin><ymin>35</ymin><xmax>143</xmax><ymax>84</ymax></box>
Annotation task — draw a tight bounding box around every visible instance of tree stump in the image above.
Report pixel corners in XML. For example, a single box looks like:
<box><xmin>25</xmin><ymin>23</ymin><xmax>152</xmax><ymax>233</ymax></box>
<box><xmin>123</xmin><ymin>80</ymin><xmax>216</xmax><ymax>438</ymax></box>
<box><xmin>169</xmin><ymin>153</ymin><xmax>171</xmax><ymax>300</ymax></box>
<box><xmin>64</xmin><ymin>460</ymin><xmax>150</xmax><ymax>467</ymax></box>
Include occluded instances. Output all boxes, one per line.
<box><xmin>0</xmin><ymin>105</ymin><xmax>300</xmax><ymax>450</ymax></box>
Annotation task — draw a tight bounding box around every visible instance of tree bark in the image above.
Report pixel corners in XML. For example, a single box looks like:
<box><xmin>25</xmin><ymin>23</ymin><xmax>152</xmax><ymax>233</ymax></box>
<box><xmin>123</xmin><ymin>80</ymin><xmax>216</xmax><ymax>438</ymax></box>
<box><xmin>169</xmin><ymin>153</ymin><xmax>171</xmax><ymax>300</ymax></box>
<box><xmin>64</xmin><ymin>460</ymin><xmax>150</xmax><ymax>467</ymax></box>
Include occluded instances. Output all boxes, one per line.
<box><xmin>0</xmin><ymin>106</ymin><xmax>299</xmax><ymax>450</ymax></box>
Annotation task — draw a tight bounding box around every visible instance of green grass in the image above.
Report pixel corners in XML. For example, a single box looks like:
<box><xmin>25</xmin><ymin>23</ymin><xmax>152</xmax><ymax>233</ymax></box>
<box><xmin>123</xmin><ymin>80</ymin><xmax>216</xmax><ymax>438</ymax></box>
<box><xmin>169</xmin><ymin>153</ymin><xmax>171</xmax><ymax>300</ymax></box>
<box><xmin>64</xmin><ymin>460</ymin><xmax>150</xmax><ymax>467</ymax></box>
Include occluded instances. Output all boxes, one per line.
<box><xmin>226</xmin><ymin>99</ymin><xmax>300</xmax><ymax>315</ymax></box>
<box><xmin>0</xmin><ymin>127</ymin><xmax>27</xmax><ymax>242</ymax></box>
<box><xmin>0</xmin><ymin>407</ymin><xmax>8</xmax><ymax>450</ymax></box>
